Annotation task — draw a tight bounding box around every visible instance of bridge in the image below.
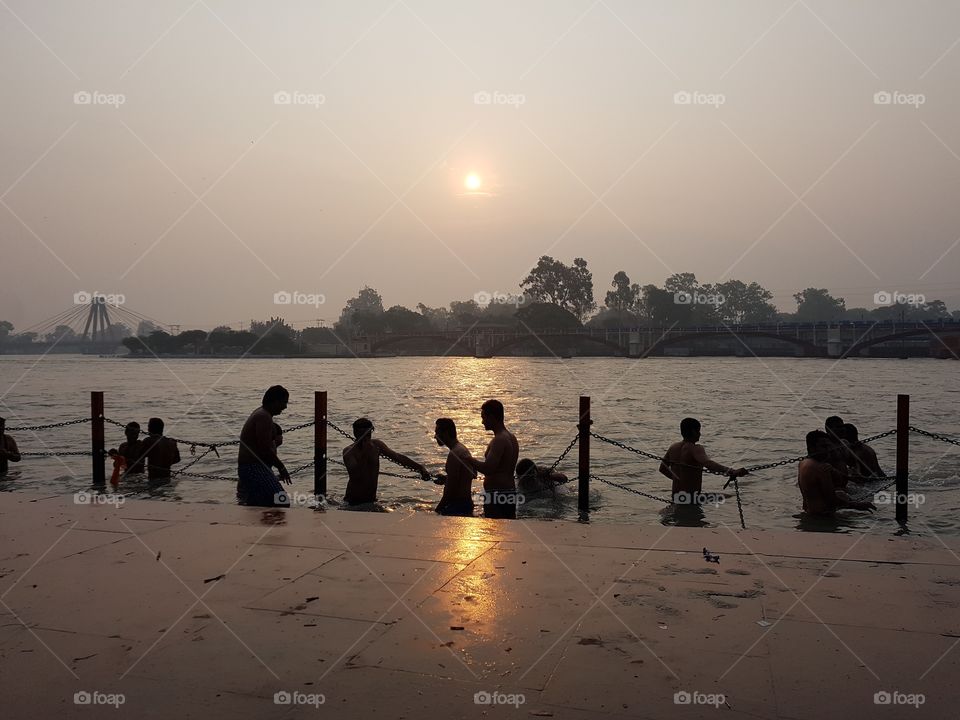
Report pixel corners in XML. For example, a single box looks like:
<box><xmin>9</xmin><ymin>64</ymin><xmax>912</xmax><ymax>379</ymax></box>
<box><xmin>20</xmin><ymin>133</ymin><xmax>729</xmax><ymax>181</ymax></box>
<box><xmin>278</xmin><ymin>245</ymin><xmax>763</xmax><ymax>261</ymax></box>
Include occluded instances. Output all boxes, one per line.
<box><xmin>353</xmin><ymin>320</ymin><xmax>960</xmax><ymax>359</ymax></box>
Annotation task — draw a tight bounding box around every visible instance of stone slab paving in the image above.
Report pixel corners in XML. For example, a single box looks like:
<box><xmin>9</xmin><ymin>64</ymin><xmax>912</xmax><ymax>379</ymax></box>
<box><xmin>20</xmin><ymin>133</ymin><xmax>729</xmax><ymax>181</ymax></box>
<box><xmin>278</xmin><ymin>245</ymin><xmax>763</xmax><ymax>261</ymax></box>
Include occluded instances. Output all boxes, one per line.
<box><xmin>1</xmin><ymin>491</ymin><xmax>958</xmax><ymax>719</ymax></box>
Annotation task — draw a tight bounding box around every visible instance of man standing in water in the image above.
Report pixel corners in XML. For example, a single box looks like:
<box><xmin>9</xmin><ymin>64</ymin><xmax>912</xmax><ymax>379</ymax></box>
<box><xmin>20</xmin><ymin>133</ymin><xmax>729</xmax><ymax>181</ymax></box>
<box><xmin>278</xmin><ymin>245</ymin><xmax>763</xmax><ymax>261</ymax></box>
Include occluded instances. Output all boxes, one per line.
<box><xmin>468</xmin><ymin>400</ymin><xmax>520</xmax><ymax>519</ymax></box>
<box><xmin>143</xmin><ymin>418</ymin><xmax>181</xmax><ymax>486</ymax></box>
<box><xmin>237</xmin><ymin>385</ymin><xmax>291</xmax><ymax>507</ymax></box>
<box><xmin>433</xmin><ymin>418</ymin><xmax>477</xmax><ymax>517</ymax></box>
<box><xmin>659</xmin><ymin>417</ymin><xmax>747</xmax><ymax>504</ymax></box>
<box><xmin>799</xmin><ymin>430</ymin><xmax>876</xmax><ymax>515</ymax></box>
<box><xmin>0</xmin><ymin>417</ymin><xmax>21</xmax><ymax>476</ymax></box>
<box><xmin>342</xmin><ymin>418</ymin><xmax>431</xmax><ymax>508</ymax></box>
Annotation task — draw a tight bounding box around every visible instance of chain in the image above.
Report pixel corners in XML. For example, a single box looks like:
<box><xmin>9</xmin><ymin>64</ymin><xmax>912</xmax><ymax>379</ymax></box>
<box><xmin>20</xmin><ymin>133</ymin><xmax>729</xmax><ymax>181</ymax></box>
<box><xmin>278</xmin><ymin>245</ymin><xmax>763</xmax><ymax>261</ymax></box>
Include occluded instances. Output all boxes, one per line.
<box><xmin>284</xmin><ymin>420</ymin><xmax>316</xmax><ymax>434</ymax></box>
<box><xmin>8</xmin><ymin>418</ymin><xmax>91</xmax><ymax>432</ymax></box>
<box><xmin>20</xmin><ymin>450</ymin><xmax>96</xmax><ymax>457</ymax></box>
<box><xmin>326</xmin><ymin>419</ymin><xmax>355</xmax><ymax>440</ymax></box>
<box><xmin>744</xmin><ymin>456</ymin><xmax>807</xmax><ymax>473</ymax></box>
<box><xmin>731</xmin><ymin>474</ymin><xmax>746</xmax><ymax>529</ymax></box>
<box><xmin>861</xmin><ymin>429</ymin><xmax>897</xmax><ymax>443</ymax></box>
<box><xmin>590</xmin><ymin>474</ymin><xmax>671</xmax><ymax>504</ymax></box>
<box><xmin>910</xmin><ymin>426</ymin><xmax>960</xmax><ymax>447</ymax></box>
<box><xmin>546</xmin><ymin>434</ymin><xmax>579</xmax><ymax>475</ymax></box>
<box><xmin>589</xmin><ymin>432</ymin><xmax>664</xmax><ymax>462</ymax></box>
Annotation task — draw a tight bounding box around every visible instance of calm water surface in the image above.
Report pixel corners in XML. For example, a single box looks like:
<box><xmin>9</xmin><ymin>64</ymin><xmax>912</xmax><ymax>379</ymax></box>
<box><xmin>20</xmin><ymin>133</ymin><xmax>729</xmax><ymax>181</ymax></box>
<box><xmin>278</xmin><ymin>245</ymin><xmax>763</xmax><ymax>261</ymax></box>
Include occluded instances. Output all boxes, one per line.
<box><xmin>1</xmin><ymin>355</ymin><xmax>958</xmax><ymax>535</ymax></box>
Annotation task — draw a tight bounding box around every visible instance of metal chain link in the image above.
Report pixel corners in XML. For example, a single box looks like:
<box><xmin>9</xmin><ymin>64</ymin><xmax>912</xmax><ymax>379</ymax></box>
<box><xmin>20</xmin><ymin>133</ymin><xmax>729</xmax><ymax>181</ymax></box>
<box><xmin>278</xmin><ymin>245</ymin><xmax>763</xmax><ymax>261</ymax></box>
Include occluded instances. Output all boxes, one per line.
<box><xmin>8</xmin><ymin>418</ymin><xmax>91</xmax><ymax>432</ymax></box>
<box><xmin>861</xmin><ymin>429</ymin><xmax>897</xmax><ymax>444</ymax></box>
<box><xmin>20</xmin><ymin>450</ymin><xmax>96</xmax><ymax>457</ymax></box>
<box><xmin>546</xmin><ymin>434</ymin><xmax>579</xmax><ymax>475</ymax></box>
<box><xmin>731</xmin><ymin>474</ymin><xmax>746</xmax><ymax>529</ymax></box>
<box><xmin>326</xmin><ymin>419</ymin><xmax>355</xmax><ymax>440</ymax></box>
<box><xmin>909</xmin><ymin>426</ymin><xmax>960</xmax><ymax>447</ymax></box>
<box><xmin>590</xmin><ymin>474</ymin><xmax>671</xmax><ymax>504</ymax></box>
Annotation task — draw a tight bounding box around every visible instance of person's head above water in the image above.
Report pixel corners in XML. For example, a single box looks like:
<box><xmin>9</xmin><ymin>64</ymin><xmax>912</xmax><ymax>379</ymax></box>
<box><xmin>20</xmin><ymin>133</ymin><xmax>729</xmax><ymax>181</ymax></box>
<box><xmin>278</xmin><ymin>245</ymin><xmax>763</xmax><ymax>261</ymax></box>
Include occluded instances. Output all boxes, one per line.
<box><xmin>125</xmin><ymin>421</ymin><xmax>140</xmax><ymax>442</ymax></box>
<box><xmin>262</xmin><ymin>385</ymin><xmax>289</xmax><ymax>416</ymax></box>
<box><xmin>843</xmin><ymin>423</ymin><xmax>859</xmax><ymax>443</ymax></box>
<box><xmin>147</xmin><ymin>417</ymin><xmax>164</xmax><ymax>435</ymax></box>
<box><xmin>434</xmin><ymin>418</ymin><xmax>457</xmax><ymax>447</ymax></box>
<box><xmin>806</xmin><ymin>430</ymin><xmax>832</xmax><ymax>459</ymax></box>
<box><xmin>824</xmin><ymin>416</ymin><xmax>845</xmax><ymax>438</ymax></box>
<box><xmin>516</xmin><ymin>458</ymin><xmax>537</xmax><ymax>480</ymax></box>
<box><xmin>680</xmin><ymin>417</ymin><xmax>701</xmax><ymax>442</ymax></box>
<box><xmin>352</xmin><ymin>417</ymin><xmax>374</xmax><ymax>443</ymax></box>
<box><xmin>480</xmin><ymin>399</ymin><xmax>505</xmax><ymax>431</ymax></box>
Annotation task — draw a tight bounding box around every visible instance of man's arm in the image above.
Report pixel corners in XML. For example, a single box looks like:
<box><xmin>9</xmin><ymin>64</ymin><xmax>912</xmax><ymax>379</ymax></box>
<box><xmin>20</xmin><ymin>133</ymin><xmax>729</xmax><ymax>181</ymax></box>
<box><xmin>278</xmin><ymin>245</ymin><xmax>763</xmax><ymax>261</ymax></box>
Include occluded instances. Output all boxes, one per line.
<box><xmin>3</xmin><ymin>437</ymin><xmax>20</xmax><ymax>463</ymax></box>
<box><xmin>692</xmin><ymin>445</ymin><xmax>746</xmax><ymax>476</ymax></box>
<box><xmin>254</xmin><ymin>415</ymin><xmax>288</xmax><ymax>479</ymax></box>
<box><xmin>374</xmin><ymin>439</ymin><xmax>430</xmax><ymax>480</ymax></box>
<box><xmin>471</xmin><ymin>436</ymin><xmax>505</xmax><ymax>474</ymax></box>
<box><xmin>659</xmin><ymin>450</ymin><xmax>679</xmax><ymax>481</ymax></box>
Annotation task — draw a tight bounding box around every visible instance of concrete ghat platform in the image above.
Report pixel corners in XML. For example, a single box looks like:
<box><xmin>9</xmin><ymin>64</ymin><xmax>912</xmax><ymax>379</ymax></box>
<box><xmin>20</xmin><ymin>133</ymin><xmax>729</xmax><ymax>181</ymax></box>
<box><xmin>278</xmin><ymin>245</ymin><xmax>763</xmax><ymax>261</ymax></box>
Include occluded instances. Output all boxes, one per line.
<box><xmin>1</xmin><ymin>492</ymin><xmax>958</xmax><ymax>720</ymax></box>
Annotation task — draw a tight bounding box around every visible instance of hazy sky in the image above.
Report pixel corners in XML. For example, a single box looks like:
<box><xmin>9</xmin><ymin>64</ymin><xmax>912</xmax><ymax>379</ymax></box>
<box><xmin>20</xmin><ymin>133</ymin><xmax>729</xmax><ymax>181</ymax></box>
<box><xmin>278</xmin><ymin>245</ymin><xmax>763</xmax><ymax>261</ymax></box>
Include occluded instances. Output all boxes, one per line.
<box><xmin>3</xmin><ymin>0</ymin><xmax>960</xmax><ymax>330</ymax></box>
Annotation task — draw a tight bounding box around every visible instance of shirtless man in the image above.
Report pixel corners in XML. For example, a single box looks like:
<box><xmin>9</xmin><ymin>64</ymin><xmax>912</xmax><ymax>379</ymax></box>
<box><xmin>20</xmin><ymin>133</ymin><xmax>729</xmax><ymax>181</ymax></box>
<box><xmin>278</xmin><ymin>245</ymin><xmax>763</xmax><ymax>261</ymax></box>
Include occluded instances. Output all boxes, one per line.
<box><xmin>659</xmin><ymin>418</ymin><xmax>746</xmax><ymax>505</ymax></box>
<box><xmin>844</xmin><ymin>423</ymin><xmax>885</xmax><ymax>479</ymax></box>
<box><xmin>798</xmin><ymin>430</ymin><xmax>876</xmax><ymax>515</ymax></box>
<box><xmin>824</xmin><ymin>415</ymin><xmax>855</xmax><ymax>485</ymax></box>
<box><xmin>342</xmin><ymin>418</ymin><xmax>430</xmax><ymax>508</ymax></box>
<box><xmin>468</xmin><ymin>400</ymin><xmax>520</xmax><ymax>519</ymax></box>
<box><xmin>117</xmin><ymin>421</ymin><xmax>146</xmax><ymax>475</ymax></box>
<box><xmin>142</xmin><ymin>418</ymin><xmax>180</xmax><ymax>486</ymax></box>
<box><xmin>433</xmin><ymin>418</ymin><xmax>477</xmax><ymax>517</ymax></box>
<box><xmin>0</xmin><ymin>417</ymin><xmax>21</xmax><ymax>476</ymax></box>
<box><xmin>237</xmin><ymin>385</ymin><xmax>290</xmax><ymax>507</ymax></box>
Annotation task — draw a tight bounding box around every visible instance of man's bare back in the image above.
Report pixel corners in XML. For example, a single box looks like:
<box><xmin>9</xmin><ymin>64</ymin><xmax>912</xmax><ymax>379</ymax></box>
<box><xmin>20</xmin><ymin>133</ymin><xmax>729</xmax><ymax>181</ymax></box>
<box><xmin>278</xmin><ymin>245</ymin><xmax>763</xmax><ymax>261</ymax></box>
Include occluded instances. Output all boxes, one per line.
<box><xmin>440</xmin><ymin>441</ymin><xmax>475</xmax><ymax>507</ymax></box>
<box><xmin>343</xmin><ymin>439</ymin><xmax>382</xmax><ymax>505</ymax></box>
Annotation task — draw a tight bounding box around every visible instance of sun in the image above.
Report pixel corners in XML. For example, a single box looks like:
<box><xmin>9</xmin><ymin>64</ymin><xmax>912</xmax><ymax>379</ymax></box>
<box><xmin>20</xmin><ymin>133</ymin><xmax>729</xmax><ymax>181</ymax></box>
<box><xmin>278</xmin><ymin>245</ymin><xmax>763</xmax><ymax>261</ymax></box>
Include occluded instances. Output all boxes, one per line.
<box><xmin>464</xmin><ymin>173</ymin><xmax>482</xmax><ymax>191</ymax></box>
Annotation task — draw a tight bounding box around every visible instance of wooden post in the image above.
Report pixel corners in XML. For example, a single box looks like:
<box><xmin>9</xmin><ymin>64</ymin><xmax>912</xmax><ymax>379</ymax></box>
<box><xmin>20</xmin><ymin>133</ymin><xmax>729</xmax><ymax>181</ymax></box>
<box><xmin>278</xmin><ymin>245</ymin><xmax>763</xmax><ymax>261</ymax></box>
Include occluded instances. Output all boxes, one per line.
<box><xmin>578</xmin><ymin>396</ymin><xmax>591</xmax><ymax>514</ymax></box>
<box><xmin>91</xmin><ymin>391</ymin><xmax>105</xmax><ymax>488</ymax></box>
<box><xmin>895</xmin><ymin>394</ymin><xmax>909</xmax><ymax>525</ymax></box>
<box><xmin>315</xmin><ymin>391</ymin><xmax>327</xmax><ymax>498</ymax></box>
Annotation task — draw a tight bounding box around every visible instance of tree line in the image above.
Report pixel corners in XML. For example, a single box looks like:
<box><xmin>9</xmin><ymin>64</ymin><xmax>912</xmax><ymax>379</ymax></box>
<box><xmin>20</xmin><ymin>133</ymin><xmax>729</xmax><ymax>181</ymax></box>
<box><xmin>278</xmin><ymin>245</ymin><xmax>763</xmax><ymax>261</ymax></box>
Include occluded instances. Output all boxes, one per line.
<box><xmin>2</xmin><ymin>256</ymin><xmax>957</xmax><ymax>353</ymax></box>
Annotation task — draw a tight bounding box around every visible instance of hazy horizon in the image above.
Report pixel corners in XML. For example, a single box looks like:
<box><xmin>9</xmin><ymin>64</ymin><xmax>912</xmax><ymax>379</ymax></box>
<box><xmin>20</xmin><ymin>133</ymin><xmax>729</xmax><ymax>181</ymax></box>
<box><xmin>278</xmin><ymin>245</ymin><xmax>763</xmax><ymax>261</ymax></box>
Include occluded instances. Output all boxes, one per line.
<box><xmin>4</xmin><ymin>1</ymin><xmax>960</xmax><ymax>330</ymax></box>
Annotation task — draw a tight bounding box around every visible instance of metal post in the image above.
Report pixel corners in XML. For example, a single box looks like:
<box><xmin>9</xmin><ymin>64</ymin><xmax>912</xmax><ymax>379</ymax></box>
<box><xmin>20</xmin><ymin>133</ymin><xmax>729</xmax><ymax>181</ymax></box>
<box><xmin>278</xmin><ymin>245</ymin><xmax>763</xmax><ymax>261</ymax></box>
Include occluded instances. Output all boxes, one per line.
<box><xmin>578</xmin><ymin>396</ymin><xmax>591</xmax><ymax>514</ymax></box>
<box><xmin>315</xmin><ymin>391</ymin><xmax>327</xmax><ymax>498</ymax></box>
<box><xmin>91</xmin><ymin>391</ymin><xmax>105</xmax><ymax>488</ymax></box>
<box><xmin>896</xmin><ymin>394</ymin><xmax>909</xmax><ymax>525</ymax></box>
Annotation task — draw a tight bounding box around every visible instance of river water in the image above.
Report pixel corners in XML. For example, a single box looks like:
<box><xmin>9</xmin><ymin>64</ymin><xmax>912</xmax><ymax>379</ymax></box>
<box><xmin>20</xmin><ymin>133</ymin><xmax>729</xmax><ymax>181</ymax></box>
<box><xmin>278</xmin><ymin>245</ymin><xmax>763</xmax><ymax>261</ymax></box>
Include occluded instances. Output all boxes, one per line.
<box><xmin>1</xmin><ymin>355</ymin><xmax>958</xmax><ymax>535</ymax></box>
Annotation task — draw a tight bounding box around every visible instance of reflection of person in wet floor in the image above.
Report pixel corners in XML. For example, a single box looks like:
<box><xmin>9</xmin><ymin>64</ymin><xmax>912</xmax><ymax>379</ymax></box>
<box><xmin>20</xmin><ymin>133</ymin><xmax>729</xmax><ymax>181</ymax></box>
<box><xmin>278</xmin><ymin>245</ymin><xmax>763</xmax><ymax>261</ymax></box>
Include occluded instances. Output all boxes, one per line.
<box><xmin>433</xmin><ymin>418</ymin><xmax>476</xmax><ymax>517</ymax></box>
<box><xmin>0</xmin><ymin>417</ymin><xmax>21</xmax><ymax>476</ymax></box>
<box><xmin>798</xmin><ymin>430</ymin><xmax>876</xmax><ymax>516</ymax></box>
<box><xmin>659</xmin><ymin>417</ymin><xmax>746</xmax><ymax>505</ymax></box>
<box><xmin>342</xmin><ymin>418</ymin><xmax>430</xmax><ymax>511</ymax></box>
